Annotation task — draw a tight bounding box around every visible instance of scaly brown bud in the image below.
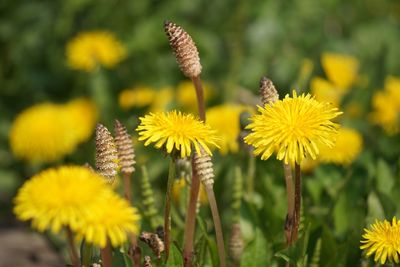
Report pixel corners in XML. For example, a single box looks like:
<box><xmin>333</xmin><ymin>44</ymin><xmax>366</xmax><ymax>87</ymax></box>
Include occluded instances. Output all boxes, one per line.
<box><xmin>139</xmin><ymin>231</ymin><xmax>165</xmax><ymax>260</ymax></box>
<box><xmin>259</xmin><ymin>77</ymin><xmax>279</xmax><ymax>105</ymax></box>
<box><xmin>114</xmin><ymin>120</ymin><xmax>136</xmax><ymax>174</ymax></box>
<box><xmin>144</xmin><ymin>256</ymin><xmax>152</xmax><ymax>267</ymax></box>
<box><xmin>95</xmin><ymin>124</ymin><xmax>118</xmax><ymax>182</ymax></box>
<box><xmin>193</xmin><ymin>148</ymin><xmax>214</xmax><ymax>187</ymax></box>
<box><xmin>164</xmin><ymin>20</ymin><xmax>202</xmax><ymax>78</ymax></box>
<box><xmin>229</xmin><ymin>223</ymin><xmax>244</xmax><ymax>264</ymax></box>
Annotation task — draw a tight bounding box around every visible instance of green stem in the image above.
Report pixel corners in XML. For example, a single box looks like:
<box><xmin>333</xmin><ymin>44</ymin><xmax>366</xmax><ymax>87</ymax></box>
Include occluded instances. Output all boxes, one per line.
<box><xmin>183</xmin><ymin>165</ymin><xmax>201</xmax><ymax>267</ymax></box>
<box><xmin>293</xmin><ymin>163</ymin><xmax>302</xmax><ymax>243</ymax></box>
<box><xmin>205</xmin><ymin>185</ymin><xmax>227</xmax><ymax>267</ymax></box>
<box><xmin>81</xmin><ymin>240</ymin><xmax>93</xmax><ymax>267</ymax></box>
<box><xmin>66</xmin><ymin>227</ymin><xmax>80</xmax><ymax>267</ymax></box>
<box><xmin>283</xmin><ymin>163</ymin><xmax>295</xmax><ymax>246</ymax></box>
<box><xmin>164</xmin><ymin>157</ymin><xmax>176</xmax><ymax>262</ymax></box>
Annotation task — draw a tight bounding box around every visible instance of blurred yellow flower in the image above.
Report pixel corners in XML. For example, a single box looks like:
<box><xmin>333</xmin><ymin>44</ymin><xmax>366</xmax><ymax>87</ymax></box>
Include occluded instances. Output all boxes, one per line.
<box><xmin>300</xmin><ymin>157</ymin><xmax>319</xmax><ymax>173</ymax></box>
<box><xmin>360</xmin><ymin>217</ymin><xmax>400</xmax><ymax>264</ymax></box>
<box><xmin>318</xmin><ymin>127</ymin><xmax>363</xmax><ymax>165</ymax></box>
<box><xmin>321</xmin><ymin>52</ymin><xmax>359</xmax><ymax>90</ymax></box>
<box><xmin>10</xmin><ymin>99</ymin><xmax>97</xmax><ymax>163</ymax></box>
<box><xmin>77</xmin><ymin>193</ymin><xmax>140</xmax><ymax>248</ymax></box>
<box><xmin>370</xmin><ymin>76</ymin><xmax>400</xmax><ymax>134</ymax></box>
<box><xmin>245</xmin><ymin>91</ymin><xmax>341</xmax><ymax>165</ymax></box>
<box><xmin>119</xmin><ymin>86</ymin><xmax>157</xmax><ymax>110</ymax></box>
<box><xmin>13</xmin><ymin>166</ymin><xmax>110</xmax><ymax>233</ymax></box>
<box><xmin>206</xmin><ymin>104</ymin><xmax>246</xmax><ymax>154</ymax></box>
<box><xmin>136</xmin><ymin>111</ymin><xmax>219</xmax><ymax>158</ymax></box>
<box><xmin>311</xmin><ymin>77</ymin><xmax>343</xmax><ymax>108</ymax></box>
<box><xmin>66</xmin><ymin>31</ymin><xmax>126</xmax><ymax>72</ymax></box>
<box><xmin>9</xmin><ymin>103</ymin><xmax>76</xmax><ymax>163</ymax></box>
<box><xmin>149</xmin><ymin>87</ymin><xmax>174</xmax><ymax>112</ymax></box>
<box><xmin>65</xmin><ymin>98</ymin><xmax>98</xmax><ymax>142</ymax></box>
<box><xmin>176</xmin><ymin>80</ymin><xmax>212</xmax><ymax>111</ymax></box>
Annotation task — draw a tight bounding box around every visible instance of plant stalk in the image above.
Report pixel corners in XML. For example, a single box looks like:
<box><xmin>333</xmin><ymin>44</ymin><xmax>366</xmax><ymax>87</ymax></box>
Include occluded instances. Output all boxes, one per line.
<box><xmin>66</xmin><ymin>227</ymin><xmax>80</xmax><ymax>267</ymax></box>
<box><xmin>246</xmin><ymin>155</ymin><xmax>255</xmax><ymax>196</ymax></box>
<box><xmin>122</xmin><ymin>172</ymin><xmax>132</xmax><ymax>204</ymax></box>
<box><xmin>164</xmin><ymin>157</ymin><xmax>176</xmax><ymax>261</ymax></box>
<box><xmin>292</xmin><ymin>163</ymin><xmax>302</xmax><ymax>242</ymax></box>
<box><xmin>192</xmin><ymin>76</ymin><xmax>206</xmax><ymax>122</ymax></box>
<box><xmin>100</xmin><ymin>242</ymin><xmax>112</xmax><ymax>267</ymax></box>
<box><xmin>205</xmin><ymin>185</ymin><xmax>227</xmax><ymax>267</ymax></box>
<box><xmin>81</xmin><ymin>240</ymin><xmax>93</xmax><ymax>267</ymax></box>
<box><xmin>283</xmin><ymin>163</ymin><xmax>295</xmax><ymax>246</ymax></box>
<box><xmin>183</xmin><ymin>165</ymin><xmax>201</xmax><ymax>267</ymax></box>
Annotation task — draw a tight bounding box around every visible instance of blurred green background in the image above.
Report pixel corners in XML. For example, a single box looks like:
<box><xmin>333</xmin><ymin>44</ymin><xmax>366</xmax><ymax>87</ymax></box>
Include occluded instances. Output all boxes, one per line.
<box><xmin>1</xmin><ymin>0</ymin><xmax>400</xmax><ymax>266</ymax></box>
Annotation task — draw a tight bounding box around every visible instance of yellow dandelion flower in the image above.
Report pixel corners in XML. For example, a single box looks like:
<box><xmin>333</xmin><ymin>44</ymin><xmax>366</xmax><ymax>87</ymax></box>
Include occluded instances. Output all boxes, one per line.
<box><xmin>360</xmin><ymin>217</ymin><xmax>400</xmax><ymax>264</ymax></box>
<box><xmin>300</xmin><ymin>157</ymin><xmax>319</xmax><ymax>174</ymax></box>
<box><xmin>9</xmin><ymin>103</ymin><xmax>76</xmax><ymax>163</ymax></box>
<box><xmin>318</xmin><ymin>127</ymin><xmax>363</xmax><ymax>165</ymax></box>
<box><xmin>149</xmin><ymin>87</ymin><xmax>174</xmax><ymax>112</ymax></box>
<box><xmin>176</xmin><ymin>80</ymin><xmax>212</xmax><ymax>112</ymax></box>
<box><xmin>321</xmin><ymin>52</ymin><xmax>359</xmax><ymax>89</ymax></box>
<box><xmin>65</xmin><ymin>98</ymin><xmax>98</xmax><ymax>142</ymax></box>
<box><xmin>13</xmin><ymin>166</ymin><xmax>110</xmax><ymax>233</ymax></box>
<box><xmin>136</xmin><ymin>111</ymin><xmax>219</xmax><ymax>158</ymax></box>
<box><xmin>244</xmin><ymin>91</ymin><xmax>342</xmax><ymax>165</ymax></box>
<box><xmin>385</xmin><ymin>76</ymin><xmax>400</xmax><ymax>106</ymax></box>
<box><xmin>206</xmin><ymin>104</ymin><xmax>246</xmax><ymax>155</ymax></box>
<box><xmin>310</xmin><ymin>77</ymin><xmax>344</xmax><ymax>107</ymax></box>
<box><xmin>370</xmin><ymin>87</ymin><xmax>400</xmax><ymax>135</ymax></box>
<box><xmin>66</xmin><ymin>31</ymin><xmax>126</xmax><ymax>72</ymax></box>
<box><xmin>119</xmin><ymin>86</ymin><xmax>157</xmax><ymax>110</ymax></box>
<box><xmin>77</xmin><ymin>193</ymin><xmax>140</xmax><ymax>248</ymax></box>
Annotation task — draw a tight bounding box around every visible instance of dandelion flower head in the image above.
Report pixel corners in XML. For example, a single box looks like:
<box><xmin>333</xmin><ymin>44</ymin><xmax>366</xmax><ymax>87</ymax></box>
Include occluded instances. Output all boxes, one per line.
<box><xmin>77</xmin><ymin>193</ymin><xmax>140</xmax><ymax>248</ymax></box>
<box><xmin>360</xmin><ymin>217</ymin><xmax>400</xmax><ymax>264</ymax></box>
<box><xmin>311</xmin><ymin>77</ymin><xmax>344</xmax><ymax>108</ymax></box>
<box><xmin>321</xmin><ymin>52</ymin><xmax>359</xmax><ymax>90</ymax></box>
<box><xmin>9</xmin><ymin>103</ymin><xmax>76</xmax><ymax>163</ymax></box>
<box><xmin>244</xmin><ymin>91</ymin><xmax>342</xmax><ymax>165</ymax></box>
<box><xmin>66</xmin><ymin>31</ymin><xmax>126</xmax><ymax>72</ymax></box>
<box><xmin>136</xmin><ymin>111</ymin><xmax>219</xmax><ymax>158</ymax></box>
<box><xmin>318</xmin><ymin>127</ymin><xmax>363</xmax><ymax>165</ymax></box>
<box><xmin>13</xmin><ymin>166</ymin><xmax>111</xmax><ymax>233</ymax></box>
<box><xmin>65</xmin><ymin>98</ymin><xmax>98</xmax><ymax>142</ymax></box>
<box><xmin>206</xmin><ymin>104</ymin><xmax>248</xmax><ymax>154</ymax></box>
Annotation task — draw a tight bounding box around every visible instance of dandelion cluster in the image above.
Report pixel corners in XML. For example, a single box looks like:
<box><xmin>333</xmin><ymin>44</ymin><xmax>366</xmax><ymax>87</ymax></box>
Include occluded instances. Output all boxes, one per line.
<box><xmin>361</xmin><ymin>217</ymin><xmax>400</xmax><ymax>264</ymax></box>
<box><xmin>245</xmin><ymin>91</ymin><xmax>341</xmax><ymax>165</ymax></box>
<box><xmin>14</xmin><ymin>166</ymin><xmax>140</xmax><ymax>247</ymax></box>
<box><xmin>66</xmin><ymin>31</ymin><xmax>126</xmax><ymax>72</ymax></box>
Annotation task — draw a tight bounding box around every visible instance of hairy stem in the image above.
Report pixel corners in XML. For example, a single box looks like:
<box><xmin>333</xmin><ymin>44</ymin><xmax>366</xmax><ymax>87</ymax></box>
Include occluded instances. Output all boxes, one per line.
<box><xmin>205</xmin><ymin>185</ymin><xmax>227</xmax><ymax>267</ymax></box>
<box><xmin>192</xmin><ymin>76</ymin><xmax>206</xmax><ymax>122</ymax></box>
<box><xmin>100</xmin><ymin>242</ymin><xmax>112</xmax><ymax>267</ymax></box>
<box><xmin>183</xmin><ymin>164</ymin><xmax>201</xmax><ymax>267</ymax></box>
<box><xmin>66</xmin><ymin>227</ymin><xmax>80</xmax><ymax>267</ymax></box>
<box><xmin>164</xmin><ymin>157</ymin><xmax>176</xmax><ymax>261</ymax></box>
<box><xmin>283</xmin><ymin>163</ymin><xmax>295</xmax><ymax>246</ymax></box>
<box><xmin>292</xmin><ymin>163</ymin><xmax>302</xmax><ymax>242</ymax></box>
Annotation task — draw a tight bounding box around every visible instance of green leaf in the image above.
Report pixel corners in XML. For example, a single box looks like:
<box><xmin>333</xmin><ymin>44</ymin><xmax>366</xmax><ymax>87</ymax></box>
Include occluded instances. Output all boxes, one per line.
<box><xmin>240</xmin><ymin>228</ymin><xmax>269</xmax><ymax>267</ymax></box>
<box><xmin>197</xmin><ymin>217</ymin><xmax>219</xmax><ymax>267</ymax></box>
<box><xmin>376</xmin><ymin>159</ymin><xmax>394</xmax><ymax>195</ymax></box>
<box><xmin>166</xmin><ymin>243</ymin><xmax>183</xmax><ymax>267</ymax></box>
<box><xmin>112</xmin><ymin>249</ymin><xmax>134</xmax><ymax>267</ymax></box>
<box><xmin>366</xmin><ymin>191</ymin><xmax>385</xmax><ymax>225</ymax></box>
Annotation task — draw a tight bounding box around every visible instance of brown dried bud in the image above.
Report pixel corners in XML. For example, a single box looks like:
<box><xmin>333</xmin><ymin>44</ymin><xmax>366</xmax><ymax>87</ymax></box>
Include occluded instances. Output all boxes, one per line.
<box><xmin>144</xmin><ymin>256</ymin><xmax>152</xmax><ymax>267</ymax></box>
<box><xmin>139</xmin><ymin>232</ymin><xmax>165</xmax><ymax>260</ymax></box>
<box><xmin>164</xmin><ymin>20</ymin><xmax>202</xmax><ymax>78</ymax></box>
<box><xmin>259</xmin><ymin>77</ymin><xmax>279</xmax><ymax>105</ymax></box>
<box><xmin>229</xmin><ymin>223</ymin><xmax>244</xmax><ymax>264</ymax></box>
<box><xmin>95</xmin><ymin>124</ymin><xmax>118</xmax><ymax>182</ymax></box>
<box><xmin>114</xmin><ymin>120</ymin><xmax>136</xmax><ymax>174</ymax></box>
<box><xmin>193</xmin><ymin>148</ymin><xmax>214</xmax><ymax>187</ymax></box>
<box><xmin>83</xmin><ymin>162</ymin><xmax>95</xmax><ymax>171</ymax></box>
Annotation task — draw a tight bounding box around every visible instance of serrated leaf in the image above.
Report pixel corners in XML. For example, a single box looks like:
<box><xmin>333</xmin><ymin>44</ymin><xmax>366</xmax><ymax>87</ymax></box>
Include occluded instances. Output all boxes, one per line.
<box><xmin>240</xmin><ymin>228</ymin><xmax>269</xmax><ymax>267</ymax></box>
<box><xmin>166</xmin><ymin>243</ymin><xmax>183</xmax><ymax>267</ymax></box>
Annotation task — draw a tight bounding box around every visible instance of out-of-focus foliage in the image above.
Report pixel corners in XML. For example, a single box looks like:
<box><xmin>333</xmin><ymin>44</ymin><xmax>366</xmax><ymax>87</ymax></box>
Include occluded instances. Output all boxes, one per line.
<box><xmin>1</xmin><ymin>0</ymin><xmax>400</xmax><ymax>266</ymax></box>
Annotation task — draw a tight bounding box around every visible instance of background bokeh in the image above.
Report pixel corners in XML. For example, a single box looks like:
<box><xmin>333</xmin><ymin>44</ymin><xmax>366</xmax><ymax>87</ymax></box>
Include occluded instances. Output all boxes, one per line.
<box><xmin>1</xmin><ymin>0</ymin><xmax>400</xmax><ymax>266</ymax></box>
